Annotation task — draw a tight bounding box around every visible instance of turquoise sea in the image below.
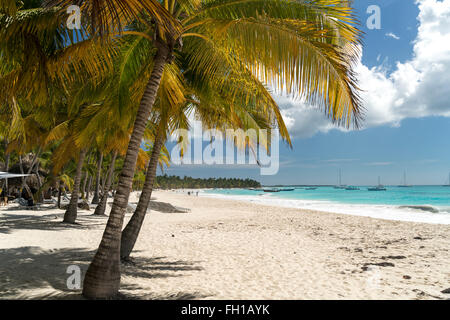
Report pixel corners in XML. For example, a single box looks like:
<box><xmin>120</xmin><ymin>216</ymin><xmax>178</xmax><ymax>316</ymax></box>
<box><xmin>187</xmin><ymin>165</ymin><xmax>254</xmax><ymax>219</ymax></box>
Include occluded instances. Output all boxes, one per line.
<box><xmin>202</xmin><ymin>186</ymin><xmax>450</xmax><ymax>224</ymax></box>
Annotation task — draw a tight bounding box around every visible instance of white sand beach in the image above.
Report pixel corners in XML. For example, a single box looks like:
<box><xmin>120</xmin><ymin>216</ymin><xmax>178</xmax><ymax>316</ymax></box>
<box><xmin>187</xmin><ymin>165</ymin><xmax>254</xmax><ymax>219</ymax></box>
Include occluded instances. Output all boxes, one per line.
<box><xmin>0</xmin><ymin>190</ymin><xmax>449</xmax><ymax>300</ymax></box>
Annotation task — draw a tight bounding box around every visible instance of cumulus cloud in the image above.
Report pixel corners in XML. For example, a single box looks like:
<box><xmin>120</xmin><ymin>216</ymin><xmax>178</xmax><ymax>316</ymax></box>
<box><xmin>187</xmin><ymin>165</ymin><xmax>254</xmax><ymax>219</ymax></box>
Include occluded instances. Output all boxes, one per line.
<box><xmin>278</xmin><ymin>0</ymin><xmax>450</xmax><ymax>138</ymax></box>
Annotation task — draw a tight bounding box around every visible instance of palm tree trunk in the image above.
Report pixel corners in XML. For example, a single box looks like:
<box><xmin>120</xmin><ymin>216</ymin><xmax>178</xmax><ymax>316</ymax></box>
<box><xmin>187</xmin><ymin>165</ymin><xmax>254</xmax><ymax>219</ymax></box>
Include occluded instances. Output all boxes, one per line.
<box><xmin>93</xmin><ymin>151</ymin><xmax>117</xmax><ymax>216</ymax></box>
<box><xmin>63</xmin><ymin>148</ymin><xmax>87</xmax><ymax>224</ymax></box>
<box><xmin>86</xmin><ymin>175</ymin><xmax>93</xmax><ymax>201</ymax></box>
<box><xmin>120</xmin><ymin>134</ymin><xmax>164</xmax><ymax>259</ymax></box>
<box><xmin>34</xmin><ymin>161</ymin><xmax>44</xmax><ymax>203</ymax></box>
<box><xmin>81</xmin><ymin>153</ymin><xmax>92</xmax><ymax>199</ymax></box>
<box><xmin>91</xmin><ymin>152</ymin><xmax>103</xmax><ymax>204</ymax></box>
<box><xmin>4</xmin><ymin>152</ymin><xmax>9</xmax><ymax>195</ymax></box>
<box><xmin>82</xmin><ymin>46</ymin><xmax>169</xmax><ymax>299</ymax></box>
<box><xmin>18</xmin><ymin>155</ymin><xmax>33</xmax><ymax>199</ymax></box>
<box><xmin>81</xmin><ymin>172</ymin><xmax>87</xmax><ymax>199</ymax></box>
<box><xmin>100</xmin><ymin>169</ymin><xmax>107</xmax><ymax>196</ymax></box>
<box><xmin>57</xmin><ymin>184</ymin><xmax>62</xmax><ymax>209</ymax></box>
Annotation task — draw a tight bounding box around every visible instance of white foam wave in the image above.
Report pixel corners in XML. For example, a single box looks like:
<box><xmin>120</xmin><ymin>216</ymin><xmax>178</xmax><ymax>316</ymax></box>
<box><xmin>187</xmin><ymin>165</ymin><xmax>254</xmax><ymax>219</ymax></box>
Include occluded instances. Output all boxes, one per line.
<box><xmin>200</xmin><ymin>192</ymin><xmax>450</xmax><ymax>225</ymax></box>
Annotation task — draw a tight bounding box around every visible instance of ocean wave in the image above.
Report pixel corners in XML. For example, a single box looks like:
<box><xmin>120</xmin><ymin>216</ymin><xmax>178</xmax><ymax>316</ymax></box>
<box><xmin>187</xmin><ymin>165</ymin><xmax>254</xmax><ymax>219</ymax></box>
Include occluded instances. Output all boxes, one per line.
<box><xmin>201</xmin><ymin>191</ymin><xmax>450</xmax><ymax>225</ymax></box>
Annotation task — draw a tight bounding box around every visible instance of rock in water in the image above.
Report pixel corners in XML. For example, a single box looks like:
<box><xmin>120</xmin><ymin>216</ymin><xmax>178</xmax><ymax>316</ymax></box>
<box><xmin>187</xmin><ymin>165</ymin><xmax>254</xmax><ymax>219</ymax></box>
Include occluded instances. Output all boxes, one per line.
<box><xmin>398</xmin><ymin>205</ymin><xmax>439</xmax><ymax>213</ymax></box>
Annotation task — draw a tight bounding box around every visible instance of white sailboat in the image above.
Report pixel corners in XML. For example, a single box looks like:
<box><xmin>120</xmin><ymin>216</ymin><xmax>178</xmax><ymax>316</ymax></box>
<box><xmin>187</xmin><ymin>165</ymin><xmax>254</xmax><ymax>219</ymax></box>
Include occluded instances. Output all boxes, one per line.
<box><xmin>333</xmin><ymin>169</ymin><xmax>347</xmax><ymax>189</ymax></box>
<box><xmin>398</xmin><ymin>171</ymin><xmax>412</xmax><ymax>187</ymax></box>
<box><xmin>368</xmin><ymin>176</ymin><xmax>387</xmax><ymax>191</ymax></box>
<box><xmin>443</xmin><ymin>172</ymin><xmax>450</xmax><ymax>187</ymax></box>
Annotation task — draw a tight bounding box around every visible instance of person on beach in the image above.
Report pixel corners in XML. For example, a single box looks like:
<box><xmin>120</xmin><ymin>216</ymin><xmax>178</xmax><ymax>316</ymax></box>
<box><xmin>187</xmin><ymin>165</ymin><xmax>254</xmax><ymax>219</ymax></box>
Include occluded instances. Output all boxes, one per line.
<box><xmin>0</xmin><ymin>188</ymin><xmax>4</xmax><ymax>206</ymax></box>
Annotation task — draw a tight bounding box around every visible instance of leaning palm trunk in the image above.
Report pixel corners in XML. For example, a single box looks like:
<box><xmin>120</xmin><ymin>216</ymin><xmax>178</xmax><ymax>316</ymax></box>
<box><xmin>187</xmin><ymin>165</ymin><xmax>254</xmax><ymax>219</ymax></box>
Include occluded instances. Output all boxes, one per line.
<box><xmin>93</xmin><ymin>151</ymin><xmax>118</xmax><ymax>216</ymax></box>
<box><xmin>120</xmin><ymin>134</ymin><xmax>164</xmax><ymax>259</ymax></box>
<box><xmin>91</xmin><ymin>152</ymin><xmax>103</xmax><ymax>204</ymax></box>
<box><xmin>63</xmin><ymin>148</ymin><xmax>87</xmax><ymax>223</ymax></box>
<box><xmin>82</xmin><ymin>46</ymin><xmax>169</xmax><ymax>299</ymax></box>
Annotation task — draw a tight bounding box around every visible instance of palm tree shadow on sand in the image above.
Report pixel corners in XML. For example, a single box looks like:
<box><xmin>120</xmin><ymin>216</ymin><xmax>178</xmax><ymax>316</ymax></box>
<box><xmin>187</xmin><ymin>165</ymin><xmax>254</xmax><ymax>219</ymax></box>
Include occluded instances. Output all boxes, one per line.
<box><xmin>0</xmin><ymin>247</ymin><xmax>209</xmax><ymax>300</ymax></box>
<box><xmin>0</xmin><ymin>211</ymin><xmax>108</xmax><ymax>234</ymax></box>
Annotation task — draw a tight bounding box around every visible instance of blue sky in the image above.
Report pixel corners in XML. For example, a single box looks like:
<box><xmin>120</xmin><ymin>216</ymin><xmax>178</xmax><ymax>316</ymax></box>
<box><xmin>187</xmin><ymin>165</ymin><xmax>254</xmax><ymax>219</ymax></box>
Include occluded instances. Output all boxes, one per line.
<box><xmin>164</xmin><ymin>0</ymin><xmax>450</xmax><ymax>186</ymax></box>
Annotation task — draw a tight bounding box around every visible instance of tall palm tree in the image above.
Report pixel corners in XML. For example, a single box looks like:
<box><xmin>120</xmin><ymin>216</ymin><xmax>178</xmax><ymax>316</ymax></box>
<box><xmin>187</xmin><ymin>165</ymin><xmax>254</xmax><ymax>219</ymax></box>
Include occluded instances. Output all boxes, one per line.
<box><xmin>119</xmin><ymin>52</ymin><xmax>284</xmax><ymax>259</ymax></box>
<box><xmin>80</xmin><ymin>0</ymin><xmax>362</xmax><ymax>299</ymax></box>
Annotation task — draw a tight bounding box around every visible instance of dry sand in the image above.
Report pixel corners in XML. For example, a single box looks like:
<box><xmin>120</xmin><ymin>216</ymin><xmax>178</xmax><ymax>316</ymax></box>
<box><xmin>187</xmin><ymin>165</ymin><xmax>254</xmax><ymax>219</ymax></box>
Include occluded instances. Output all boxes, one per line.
<box><xmin>0</xmin><ymin>190</ymin><xmax>449</xmax><ymax>300</ymax></box>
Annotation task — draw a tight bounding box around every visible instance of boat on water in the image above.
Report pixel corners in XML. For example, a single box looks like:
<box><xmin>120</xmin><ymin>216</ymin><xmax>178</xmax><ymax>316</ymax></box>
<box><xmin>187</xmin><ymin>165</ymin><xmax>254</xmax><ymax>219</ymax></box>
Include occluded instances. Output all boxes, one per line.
<box><xmin>397</xmin><ymin>171</ymin><xmax>413</xmax><ymax>187</ymax></box>
<box><xmin>443</xmin><ymin>173</ymin><xmax>450</xmax><ymax>187</ymax></box>
<box><xmin>305</xmin><ymin>187</ymin><xmax>317</xmax><ymax>190</ymax></box>
<box><xmin>368</xmin><ymin>176</ymin><xmax>387</xmax><ymax>191</ymax></box>
<box><xmin>279</xmin><ymin>188</ymin><xmax>295</xmax><ymax>192</ymax></box>
<box><xmin>368</xmin><ymin>186</ymin><xmax>386</xmax><ymax>191</ymax></box>
<box><xmin>333</xmin><ymin>169</ymin><xmax>347</xmax><ymax>189</ymax></box>
<box><xmin>263</xmin><ymin>188</ymin><xmax>280</xmax><ymax>192</ymax></box>
<box><xmin>345</xmin><ymin>186</ymin><xmax>360</xmax><ymax>190</ymax></box>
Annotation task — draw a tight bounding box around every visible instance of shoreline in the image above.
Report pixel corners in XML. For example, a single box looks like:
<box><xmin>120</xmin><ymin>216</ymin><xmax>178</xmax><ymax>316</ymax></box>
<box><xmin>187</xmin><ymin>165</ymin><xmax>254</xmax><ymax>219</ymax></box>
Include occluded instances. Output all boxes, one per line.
<box><xmin>196</xmin><ymin>189</ymin><xmax>450</xmax><ymax>225</ymax></box>
<box><xmin>1</xmin><ymin>190</ymin><xmax>449</xmax><ymax>299</ymax></box>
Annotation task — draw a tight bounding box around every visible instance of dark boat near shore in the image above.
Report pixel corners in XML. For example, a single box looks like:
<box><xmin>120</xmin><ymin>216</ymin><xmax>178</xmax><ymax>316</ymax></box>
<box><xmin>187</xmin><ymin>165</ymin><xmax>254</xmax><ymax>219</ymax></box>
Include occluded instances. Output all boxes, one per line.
<box><xmin>305</xmin><ymin>187</ymin><xmax>317</xmax><ymax>190</ymax></box>
<box><xmin>368</xmin><ymin>177</ymin><xmax>387</xmax><ymax>191</ymax></box>
<box><xmin>263</xmin><ymin>189</ymin><xmax>280</xmax><ymax>193</ymax></box>
<box><xmin>279</xmin><ymin>188</ymin><xmax>295</xmax><ymax>192</ymax></box>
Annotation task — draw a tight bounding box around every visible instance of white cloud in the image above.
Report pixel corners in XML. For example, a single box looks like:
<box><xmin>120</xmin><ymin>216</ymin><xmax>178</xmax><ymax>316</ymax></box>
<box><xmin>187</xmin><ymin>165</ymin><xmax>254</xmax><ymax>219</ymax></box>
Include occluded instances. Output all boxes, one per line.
<box><xmin>276</xmin><ymin>95</ymin><xmax>336</xmax><ymax>138</ymax></box>
<box><xmin>386</xmin><ymin>32</ymin><xmax>400</xmax><ymax>40</ymax></box>
<box><xmin>278</xmin><ymin>0</ymin><xmax>450</xmax><ymax>138</ymax></box>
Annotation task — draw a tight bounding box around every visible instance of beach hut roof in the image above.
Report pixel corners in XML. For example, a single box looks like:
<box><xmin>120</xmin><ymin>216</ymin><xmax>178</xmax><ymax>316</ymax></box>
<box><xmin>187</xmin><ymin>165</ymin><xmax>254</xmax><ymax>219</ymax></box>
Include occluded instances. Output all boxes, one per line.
<box><xmin>0</xmin><ymin>173</ymin><xmax>33</xmax><ymax>179</ymax></box>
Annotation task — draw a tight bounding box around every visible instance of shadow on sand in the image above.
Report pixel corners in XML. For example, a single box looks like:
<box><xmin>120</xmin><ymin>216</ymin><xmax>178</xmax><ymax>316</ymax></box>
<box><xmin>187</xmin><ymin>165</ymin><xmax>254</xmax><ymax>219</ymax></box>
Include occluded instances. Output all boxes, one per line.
<box><xmin>0</xmin><ymin>247</ymin><xmax>208</xmax><ymax>300</ymax></box>
<box><xmin>0</xmin><ymin>211</ymin><xmax>108</xmax><ymax>234</ymax></box>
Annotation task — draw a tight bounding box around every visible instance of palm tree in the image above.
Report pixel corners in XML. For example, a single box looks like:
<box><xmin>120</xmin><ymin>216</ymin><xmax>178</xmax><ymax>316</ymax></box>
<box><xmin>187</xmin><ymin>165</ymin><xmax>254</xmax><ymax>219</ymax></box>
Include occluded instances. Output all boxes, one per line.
<box><xmin>91</xmin><ymin>151</ymin><xmax>103</xmax><ymax>204</ymax></box>
<box><xmin>63</xmin><ymin>148</ymin><xmax>87</xmax><ymax>222</ymax></box>
<box><xmin>0</xmin><ymin>1</ymin><xmax>123</xmax><ymax>209</ymax></box>
<box><xmin>93</xmin><ymin>150</ymin><xmax>118</xmax><ymax>216</ymax></box>
<box><xmin>0</xmin><ymin>0</ymin><xmax>360</xmax><ymax>298</ymax></box>
<box><xmin>119</xmin><ymin>51</ymin><xmax>286</xmax><ymax>259</ymax></box>
<box><xmin>63</xmin><ymin>0</ymin><xmax>361</xmax><ymax>299</ymax></box>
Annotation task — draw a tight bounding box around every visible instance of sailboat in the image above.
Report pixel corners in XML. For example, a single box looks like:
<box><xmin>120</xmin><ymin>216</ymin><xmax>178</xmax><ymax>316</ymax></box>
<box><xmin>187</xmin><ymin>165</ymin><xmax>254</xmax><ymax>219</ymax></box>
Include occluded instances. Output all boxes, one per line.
<box><xmin>333</xmin><ymin>169</ymin><xmax>347</xmax><ymax>189</ymax></box>
<box><xmin>368</xmin><ymin>176</ymin><xmax>387</xmax><ymax>191</ymax></box>
<box><xmin>398</xmin><ymin>171</ymin><xmax>413</xmax><ymax>187</ymax></box>
<box><xmin>443</xmin><ymin>172</ymin><xmax>450</xmax><ymax>187</ymax></box>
